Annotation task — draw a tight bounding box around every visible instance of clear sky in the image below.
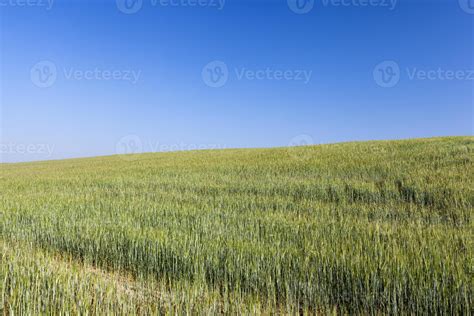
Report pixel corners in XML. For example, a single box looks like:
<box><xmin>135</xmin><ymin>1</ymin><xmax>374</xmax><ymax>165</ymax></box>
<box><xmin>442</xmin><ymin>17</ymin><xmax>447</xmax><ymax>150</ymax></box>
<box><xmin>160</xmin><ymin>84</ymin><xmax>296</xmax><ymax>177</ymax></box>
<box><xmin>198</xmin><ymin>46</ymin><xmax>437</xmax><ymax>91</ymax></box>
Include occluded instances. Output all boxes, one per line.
<box><xmin>0</xmin><ymin>0</ymin><xmax>473</xmax><ymax>162</ymax></box>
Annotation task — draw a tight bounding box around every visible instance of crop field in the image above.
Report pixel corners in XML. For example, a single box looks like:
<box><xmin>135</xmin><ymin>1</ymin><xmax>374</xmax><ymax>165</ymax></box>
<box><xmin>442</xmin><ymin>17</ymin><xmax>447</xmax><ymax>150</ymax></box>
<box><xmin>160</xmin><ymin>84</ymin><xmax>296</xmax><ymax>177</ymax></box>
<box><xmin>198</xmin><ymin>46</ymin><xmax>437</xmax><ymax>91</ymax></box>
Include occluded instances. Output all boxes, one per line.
<box><xmin>0</xmin><ymin>137</ymin><xmax>472</xmax><ymax>314</ymax></box>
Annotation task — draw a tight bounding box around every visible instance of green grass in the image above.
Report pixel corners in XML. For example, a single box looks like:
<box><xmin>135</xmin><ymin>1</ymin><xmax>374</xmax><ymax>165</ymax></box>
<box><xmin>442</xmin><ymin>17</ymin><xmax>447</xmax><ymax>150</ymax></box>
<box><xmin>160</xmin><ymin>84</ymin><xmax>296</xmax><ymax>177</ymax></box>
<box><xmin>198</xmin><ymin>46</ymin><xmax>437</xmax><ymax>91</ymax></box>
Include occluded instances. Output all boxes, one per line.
<box><xmin>1</xmin><ymin>136</ymin><xmax>473</xmax><ymax>314</ymax></box>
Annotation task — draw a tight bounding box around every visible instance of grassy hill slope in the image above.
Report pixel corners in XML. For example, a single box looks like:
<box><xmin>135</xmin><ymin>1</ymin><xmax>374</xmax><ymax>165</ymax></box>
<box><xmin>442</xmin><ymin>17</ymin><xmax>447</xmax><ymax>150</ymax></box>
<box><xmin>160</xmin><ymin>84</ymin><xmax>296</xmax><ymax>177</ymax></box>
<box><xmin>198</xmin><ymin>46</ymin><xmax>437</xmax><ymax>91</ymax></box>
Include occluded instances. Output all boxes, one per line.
<box><xmin>1</xmin><ymin>137</ymin><xmax>473</xmax><ymax>314</ymax></box>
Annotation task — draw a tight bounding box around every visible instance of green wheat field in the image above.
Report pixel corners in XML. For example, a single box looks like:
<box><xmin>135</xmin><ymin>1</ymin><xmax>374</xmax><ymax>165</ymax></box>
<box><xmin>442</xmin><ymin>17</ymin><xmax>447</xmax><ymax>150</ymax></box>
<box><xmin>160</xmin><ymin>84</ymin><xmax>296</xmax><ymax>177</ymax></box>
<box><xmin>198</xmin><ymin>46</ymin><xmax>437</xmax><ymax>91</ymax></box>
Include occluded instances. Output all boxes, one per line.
<box><xmin>0</xmin><ymin>137</ymin><xmax>472</xmax><ymax>314</ymax></box>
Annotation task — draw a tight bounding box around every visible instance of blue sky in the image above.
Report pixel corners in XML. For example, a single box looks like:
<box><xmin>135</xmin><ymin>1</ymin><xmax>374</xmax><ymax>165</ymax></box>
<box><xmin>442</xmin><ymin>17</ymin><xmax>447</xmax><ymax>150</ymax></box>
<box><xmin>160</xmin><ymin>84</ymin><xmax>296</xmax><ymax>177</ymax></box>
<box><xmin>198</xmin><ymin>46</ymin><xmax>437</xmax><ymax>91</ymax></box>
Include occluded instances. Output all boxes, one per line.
<box><xmin>0</xmin><ymin>0</ymin><xmax>473</xmax><ymax>162</ymax></box>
